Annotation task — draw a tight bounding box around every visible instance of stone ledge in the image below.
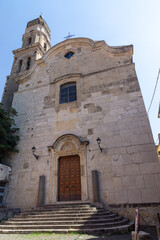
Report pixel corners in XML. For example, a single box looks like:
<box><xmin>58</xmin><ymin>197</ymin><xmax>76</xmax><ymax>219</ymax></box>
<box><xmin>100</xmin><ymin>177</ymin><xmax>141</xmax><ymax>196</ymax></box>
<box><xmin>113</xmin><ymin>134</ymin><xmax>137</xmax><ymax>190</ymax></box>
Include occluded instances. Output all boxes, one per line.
<box><xmin>109</xmin><ymin>202</ymin><xmax>160</xmax><ymax>208</ymax></box>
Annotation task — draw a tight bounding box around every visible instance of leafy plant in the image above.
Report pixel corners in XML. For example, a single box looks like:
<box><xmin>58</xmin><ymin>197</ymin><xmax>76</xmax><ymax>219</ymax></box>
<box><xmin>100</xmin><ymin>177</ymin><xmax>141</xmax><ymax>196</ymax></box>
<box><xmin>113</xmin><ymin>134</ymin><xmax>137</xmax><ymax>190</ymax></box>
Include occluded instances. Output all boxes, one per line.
<box><xmin>0</xmin><ymin>103</ymin><xmax>19</xmax><ymax>161</ymax></box>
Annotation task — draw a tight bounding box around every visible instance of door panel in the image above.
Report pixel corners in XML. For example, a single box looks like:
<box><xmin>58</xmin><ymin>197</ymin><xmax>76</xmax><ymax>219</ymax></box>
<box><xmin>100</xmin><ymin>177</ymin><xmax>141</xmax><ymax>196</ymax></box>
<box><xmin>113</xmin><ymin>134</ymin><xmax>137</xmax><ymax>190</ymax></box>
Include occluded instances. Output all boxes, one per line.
<box><xmin>58</xmin><ymin>155</ymin><xmax>81</xmax><ymax>201</ymax></box>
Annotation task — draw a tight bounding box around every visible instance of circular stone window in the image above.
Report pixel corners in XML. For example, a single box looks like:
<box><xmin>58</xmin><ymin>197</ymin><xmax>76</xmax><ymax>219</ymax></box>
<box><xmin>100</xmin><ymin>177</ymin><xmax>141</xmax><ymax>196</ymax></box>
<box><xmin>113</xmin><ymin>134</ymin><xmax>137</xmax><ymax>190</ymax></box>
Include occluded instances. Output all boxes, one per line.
<box><xmin>64</xmin><ymin>51</ymin><xmax>74</xmax><ymax>59</ymax></box>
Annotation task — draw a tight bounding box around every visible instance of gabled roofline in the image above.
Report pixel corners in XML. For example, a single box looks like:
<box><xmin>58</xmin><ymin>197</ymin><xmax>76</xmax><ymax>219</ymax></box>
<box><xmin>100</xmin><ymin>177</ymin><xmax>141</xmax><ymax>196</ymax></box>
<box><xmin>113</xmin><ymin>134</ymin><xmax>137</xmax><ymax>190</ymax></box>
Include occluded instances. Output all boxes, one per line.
<box><xmin>37</xmin><ymin>37</ymin><xmax>133</xmax><ymax>65</ymax></box>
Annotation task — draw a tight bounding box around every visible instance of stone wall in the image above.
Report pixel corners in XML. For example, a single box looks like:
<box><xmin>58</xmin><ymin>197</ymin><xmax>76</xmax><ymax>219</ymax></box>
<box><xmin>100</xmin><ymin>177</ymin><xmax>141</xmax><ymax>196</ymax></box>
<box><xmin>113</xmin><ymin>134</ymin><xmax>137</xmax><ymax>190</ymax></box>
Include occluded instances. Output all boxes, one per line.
<box><xmin>2</xmin><ymin>75</ymin><xmax>18</xmax><ymax>113</ymax></box>
<box><xmin>108</xmin><ymin>203</ymin><xmax>160</xmax><ymax>226</ymax></box>
<box><xmin>4</xmin><ymin>38</ymin><xmax>160</xmax><ymax>220</ymax></box>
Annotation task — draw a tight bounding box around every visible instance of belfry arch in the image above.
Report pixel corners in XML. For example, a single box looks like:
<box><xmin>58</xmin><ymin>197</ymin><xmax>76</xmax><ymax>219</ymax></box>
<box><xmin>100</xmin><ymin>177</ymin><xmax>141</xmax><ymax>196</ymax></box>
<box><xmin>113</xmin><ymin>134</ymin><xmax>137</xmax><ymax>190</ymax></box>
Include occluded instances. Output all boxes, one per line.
<box><xmin>48</xmin><ymin>134</ymin><xmax>89</xmax><ymax>203</ymax></box>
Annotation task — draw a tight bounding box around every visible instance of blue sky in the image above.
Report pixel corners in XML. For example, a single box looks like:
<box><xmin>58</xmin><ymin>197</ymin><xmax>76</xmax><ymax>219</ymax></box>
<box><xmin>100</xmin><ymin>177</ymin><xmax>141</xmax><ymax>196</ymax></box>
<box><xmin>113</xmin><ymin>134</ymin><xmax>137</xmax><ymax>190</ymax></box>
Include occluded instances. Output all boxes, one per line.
<box><xmin>1</xmin><ymin>0</ymin><xmax>160</xmax><ymax>142</ymax></box>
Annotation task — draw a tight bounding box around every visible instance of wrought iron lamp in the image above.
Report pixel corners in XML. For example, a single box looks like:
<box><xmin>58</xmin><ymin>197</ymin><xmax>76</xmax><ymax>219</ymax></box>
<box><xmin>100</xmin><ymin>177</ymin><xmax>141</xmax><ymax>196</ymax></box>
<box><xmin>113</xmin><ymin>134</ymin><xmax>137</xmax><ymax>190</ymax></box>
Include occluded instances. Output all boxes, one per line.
<box><xmin>32</xmin><ymin>146</ymin><xmax>39</xmax><ymax>160</ymax></box>
<box><xmin>96</xmin><ymin>138</ymin><xmax>103</xmax><ymax>152</ymax></box>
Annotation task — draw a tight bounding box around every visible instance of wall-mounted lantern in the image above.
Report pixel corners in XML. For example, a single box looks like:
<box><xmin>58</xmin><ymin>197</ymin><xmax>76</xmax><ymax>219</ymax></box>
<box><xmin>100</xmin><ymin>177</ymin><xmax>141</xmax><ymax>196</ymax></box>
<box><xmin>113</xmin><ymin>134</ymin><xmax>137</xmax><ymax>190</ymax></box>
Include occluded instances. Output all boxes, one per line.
<box><xmin>96</xmin><ymin>138</ymin><xmax>103</xmax><ymax>152</ymax></box>
<box><xmin>32</xmin><ymin>146</ymin><xmax>39</xmax><ymax>160</ymax></box>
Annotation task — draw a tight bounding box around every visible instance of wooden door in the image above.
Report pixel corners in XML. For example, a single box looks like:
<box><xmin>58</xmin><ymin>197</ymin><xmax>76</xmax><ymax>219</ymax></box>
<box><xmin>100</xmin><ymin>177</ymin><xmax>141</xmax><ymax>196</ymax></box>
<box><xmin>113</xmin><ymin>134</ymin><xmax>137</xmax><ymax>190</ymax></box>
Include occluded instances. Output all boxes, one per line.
<box><xmin>58</xmin><ymin>155</ymin><xmax>81</xmax><ymax>201</ymax></box>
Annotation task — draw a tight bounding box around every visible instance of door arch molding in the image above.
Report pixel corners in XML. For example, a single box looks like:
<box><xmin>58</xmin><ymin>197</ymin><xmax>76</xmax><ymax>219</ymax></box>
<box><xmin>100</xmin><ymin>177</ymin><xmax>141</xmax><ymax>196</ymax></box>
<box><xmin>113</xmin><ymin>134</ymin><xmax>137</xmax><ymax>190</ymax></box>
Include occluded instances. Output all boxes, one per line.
<box><xmin>48</xmin><ymin>134</ymin><xmax>89</xmax><ymax>203</ymax></box>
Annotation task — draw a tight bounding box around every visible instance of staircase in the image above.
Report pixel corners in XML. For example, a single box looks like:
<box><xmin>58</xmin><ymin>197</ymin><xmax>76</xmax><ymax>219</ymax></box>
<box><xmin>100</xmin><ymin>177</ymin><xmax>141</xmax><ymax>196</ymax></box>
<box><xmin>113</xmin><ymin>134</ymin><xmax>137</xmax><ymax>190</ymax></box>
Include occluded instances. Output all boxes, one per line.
<box><xmin>0</xmin><ymin>203</ymin><xmax>133</xmax><ymax>234</ymax></box>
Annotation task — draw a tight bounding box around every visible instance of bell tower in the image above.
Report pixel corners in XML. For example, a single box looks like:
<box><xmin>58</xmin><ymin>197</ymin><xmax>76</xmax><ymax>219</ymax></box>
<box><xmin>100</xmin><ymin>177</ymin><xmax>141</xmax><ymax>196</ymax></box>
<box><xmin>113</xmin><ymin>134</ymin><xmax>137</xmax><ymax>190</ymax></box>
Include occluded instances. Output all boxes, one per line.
<box><xmin>2</xmin><ymin>15</ymin><xmax>51</xmax><ymax>112</ymax></box>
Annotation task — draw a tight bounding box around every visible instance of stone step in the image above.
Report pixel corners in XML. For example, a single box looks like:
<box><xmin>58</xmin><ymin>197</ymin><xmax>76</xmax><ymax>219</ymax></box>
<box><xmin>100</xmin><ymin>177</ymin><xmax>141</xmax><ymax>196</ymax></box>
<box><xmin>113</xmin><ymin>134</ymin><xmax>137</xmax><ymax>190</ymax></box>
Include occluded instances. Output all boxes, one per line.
<box><xmin>26</xmin><ymin>207</ymin><xmax>97</xmax><ymax>211</ymax></box>
<box><xmin>37</xmin><ymin>205</ymin><xmax>92</xmax><ymax>208</ymax></box>
<box><xmin>0</xmin><ymin>222</ymin><xmax>133</xmax><ymax>234</ymax></box>
<box><xmin>0</xmin><ymin>203</ymin><xmax>133</xmax><ymax>234</ymax></box>
<box><xmin>4</xmin><ymin>216</ymin><xmax>123</xmax><ymax>225</ymax></box>
<box><xmin>11</xmin><ymin>213</ymin><xmax>118</xmax><ymax>221</ymax></box>
<box><xmin>27</xmin><ymin>207</ymin><xmax>100</xmax><ymax>213</ymax></box>
<box><xmin>21</xmin><ymin>211</ymin><xmax>106</xmax><ymax>217</ymax></box>
<box><xmin>0</xmin><ymin>219</ymin><xmax>129</xmax><ymax>230</ymax></box>
<box><xmin>42</xmin><ymin>203</ymin><xmax>91</xmax><ymax>206</ymax></box>
<box><xmin>68</xmin><ymin>222</ymin><xmax>134</xmax><ymax>233</ymax></box>
<box><xmin>23</xmin><ymin>204</ymin><xmax>93</xmax><ymax>212</ymax></box>
<box><xmin>22</xmin><ymin>209</ymin><xmax>104</xmax><ymax>215</ymax></box>
<box><xmin>30</xmin><ymin>204</ymin><xmax>93</xmax><ymax>208</ymax></box>
<box><xmin>33</xmin><ymin>207</ymin><xmax>97</xmax><ymax>211</ymax></box>
<box><xmin>20</xmin><ymin>212</ymin><xmax>112</xmax><ymax>219</ymax></box>
<box><xmin>38</xmin><ymin>204</ymin><xmax>92</xmax><ymax>209</ymax></box>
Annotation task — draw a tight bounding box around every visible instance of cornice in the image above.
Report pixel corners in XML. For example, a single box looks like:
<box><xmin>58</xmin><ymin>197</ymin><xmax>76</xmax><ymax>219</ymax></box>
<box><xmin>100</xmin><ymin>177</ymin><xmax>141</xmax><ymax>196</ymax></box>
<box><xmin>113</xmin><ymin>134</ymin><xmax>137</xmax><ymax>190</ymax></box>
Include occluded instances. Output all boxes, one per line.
<box><xmin>51</xmin><ymin>73</ymin><xmax>82</xmax><ymax>84</ymax></box>
<box><xmin>15</xmin><ymin>38</ymin><xmax>133</xmax><ymax>84</ymax></box>
<box><xmin>39</xmin><ymin>38</ymin><xmax>133</xmax><ymax>64</ymax></box>
<box><xmin>13</xmin><ymin>42</ymin><xmax>45</xmax><ymax>56</ymax></box>
<box><xmin>14</xmin><ymin>64</ymin><xmax>38</xmax><ymax>84</ymax></box>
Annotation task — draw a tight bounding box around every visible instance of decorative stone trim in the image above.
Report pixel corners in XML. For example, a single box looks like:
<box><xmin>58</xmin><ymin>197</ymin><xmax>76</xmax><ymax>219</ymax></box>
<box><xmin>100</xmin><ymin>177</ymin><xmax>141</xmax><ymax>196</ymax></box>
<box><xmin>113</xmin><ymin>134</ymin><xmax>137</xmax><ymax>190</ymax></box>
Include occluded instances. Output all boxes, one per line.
<box><xmin>48</xmin><ymin>134</ymin><xmax>89</xmax><ymax>204</ymax></box>
<box><xmin>53</xmin><ymin>74</ymin><xmax>82</xmax><ymax>112</ymax></box>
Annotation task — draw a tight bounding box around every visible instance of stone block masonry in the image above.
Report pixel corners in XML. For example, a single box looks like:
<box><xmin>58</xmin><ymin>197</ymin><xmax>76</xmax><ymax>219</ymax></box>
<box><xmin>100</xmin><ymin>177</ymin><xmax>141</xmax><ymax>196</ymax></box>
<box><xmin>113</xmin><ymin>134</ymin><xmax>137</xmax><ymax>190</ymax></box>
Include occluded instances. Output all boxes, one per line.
<box><xmin>2</xmin><ymin>17</ymin><xmax>160</xmax><ymax>225</ymax></box>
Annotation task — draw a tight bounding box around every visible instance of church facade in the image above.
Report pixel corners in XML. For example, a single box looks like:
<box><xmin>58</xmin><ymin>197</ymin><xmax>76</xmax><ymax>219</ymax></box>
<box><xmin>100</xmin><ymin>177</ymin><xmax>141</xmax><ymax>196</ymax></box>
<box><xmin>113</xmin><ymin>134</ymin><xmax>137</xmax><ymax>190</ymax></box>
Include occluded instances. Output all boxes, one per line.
<box><xmin>2</xmin><ymin>16</ymin><xmax>160</xmax><ymax>223</ymax></box>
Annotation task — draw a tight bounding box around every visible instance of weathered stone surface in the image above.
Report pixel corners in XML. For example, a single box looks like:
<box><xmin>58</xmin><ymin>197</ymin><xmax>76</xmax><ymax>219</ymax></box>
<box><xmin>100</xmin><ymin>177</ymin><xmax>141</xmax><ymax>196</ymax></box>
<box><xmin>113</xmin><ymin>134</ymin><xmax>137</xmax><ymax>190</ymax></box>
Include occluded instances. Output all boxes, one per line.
<box><xmin>110</xmin><ymin>204</ymin><xmax>160</xmax><ymax>225</ymax></box>
<box><xmin>1</xmin><ymin>17</ymin><xmax>160</xmax><ymax>226</ymax></box>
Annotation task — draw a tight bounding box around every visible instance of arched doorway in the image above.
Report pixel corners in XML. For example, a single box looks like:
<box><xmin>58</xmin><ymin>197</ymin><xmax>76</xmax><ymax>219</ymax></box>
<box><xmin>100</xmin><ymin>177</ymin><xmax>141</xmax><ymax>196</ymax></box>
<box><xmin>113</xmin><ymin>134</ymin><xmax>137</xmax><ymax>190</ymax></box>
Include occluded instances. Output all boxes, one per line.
<box><xmin>48</xmin><ymin>134</ymin><xmax>89</xmax><ymax>203</ymax></box>
<box><xmin>58</xmin><ymin>155</ymin><xmax>81</xmax><ymax>201</ymax></box>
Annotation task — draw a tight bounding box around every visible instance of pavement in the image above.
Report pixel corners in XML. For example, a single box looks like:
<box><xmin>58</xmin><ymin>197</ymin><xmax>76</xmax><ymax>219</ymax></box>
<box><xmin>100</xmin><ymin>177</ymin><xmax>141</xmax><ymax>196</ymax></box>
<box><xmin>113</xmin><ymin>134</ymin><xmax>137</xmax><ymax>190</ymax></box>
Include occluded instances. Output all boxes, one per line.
<box><xmin>0</xmin><ymin>226</ymin><xmax>157</xmax><ymax>240</ymax></box>
<box><xmin>0</xmin><ymin>233</ymin><xmax>132</xmax><ymax>240</ymax></box>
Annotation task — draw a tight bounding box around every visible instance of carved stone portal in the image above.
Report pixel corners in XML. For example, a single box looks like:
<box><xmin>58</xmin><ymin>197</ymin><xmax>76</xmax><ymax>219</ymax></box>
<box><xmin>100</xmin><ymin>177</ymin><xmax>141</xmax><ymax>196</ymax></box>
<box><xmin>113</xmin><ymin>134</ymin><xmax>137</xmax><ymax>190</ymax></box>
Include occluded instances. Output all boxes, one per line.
<box><xmin>48</xmin><ymin>134</ymin><xmax>89</xmax><ymax>203</ymax></box>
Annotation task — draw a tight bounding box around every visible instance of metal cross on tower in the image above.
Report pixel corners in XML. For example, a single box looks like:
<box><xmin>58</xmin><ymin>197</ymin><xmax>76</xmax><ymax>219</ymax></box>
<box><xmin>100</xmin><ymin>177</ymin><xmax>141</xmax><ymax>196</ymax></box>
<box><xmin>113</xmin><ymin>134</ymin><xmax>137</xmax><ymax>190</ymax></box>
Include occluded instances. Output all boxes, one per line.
<box><xmin>64</xmin><ymin>32</ymin><xmax>75</xmax><ymax>39</ymax></box>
